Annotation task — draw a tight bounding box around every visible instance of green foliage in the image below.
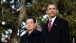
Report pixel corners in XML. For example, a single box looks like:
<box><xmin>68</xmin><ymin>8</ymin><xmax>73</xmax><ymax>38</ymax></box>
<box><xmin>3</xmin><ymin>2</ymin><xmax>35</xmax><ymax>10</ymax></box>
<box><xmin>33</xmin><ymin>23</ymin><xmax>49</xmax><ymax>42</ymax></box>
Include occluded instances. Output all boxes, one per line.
<box><xmin>0</xmin><ymin>0</ymin><xmax>19</xmax><ymax>38</ymax></box>
<box><xmin>57</xmin><ymin>0</ymin><xmax>76</xmax><ymax>15</ymax></box>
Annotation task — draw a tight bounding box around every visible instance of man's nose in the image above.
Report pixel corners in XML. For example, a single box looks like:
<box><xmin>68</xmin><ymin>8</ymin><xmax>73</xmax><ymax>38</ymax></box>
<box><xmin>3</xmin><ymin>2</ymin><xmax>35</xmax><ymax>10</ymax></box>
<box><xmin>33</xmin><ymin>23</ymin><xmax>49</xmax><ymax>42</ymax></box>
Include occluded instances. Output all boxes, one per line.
<box><xmin>28</xmin><ymin>24</ymin><xmax>31</xmax><ymax>26</ymax></box>
<box><xmin>51</xmin><ymin>10</ymin><xmax>54</xmax><ymax>12</ymax></box>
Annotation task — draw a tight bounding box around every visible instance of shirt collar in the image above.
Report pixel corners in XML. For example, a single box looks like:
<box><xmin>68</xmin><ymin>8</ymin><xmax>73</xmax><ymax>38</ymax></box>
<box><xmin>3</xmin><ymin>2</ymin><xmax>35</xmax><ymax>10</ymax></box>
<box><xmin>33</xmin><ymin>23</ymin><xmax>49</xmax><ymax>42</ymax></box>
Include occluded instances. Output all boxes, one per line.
<box><xmin>28</xmin><ymin>29</ymin><xmax>38</xmax><ymax>35</ymax></box>
<box><xmin>49</xmin><ymin>16</ymin><xmax>56</xmax><ymax>22</ymax></box>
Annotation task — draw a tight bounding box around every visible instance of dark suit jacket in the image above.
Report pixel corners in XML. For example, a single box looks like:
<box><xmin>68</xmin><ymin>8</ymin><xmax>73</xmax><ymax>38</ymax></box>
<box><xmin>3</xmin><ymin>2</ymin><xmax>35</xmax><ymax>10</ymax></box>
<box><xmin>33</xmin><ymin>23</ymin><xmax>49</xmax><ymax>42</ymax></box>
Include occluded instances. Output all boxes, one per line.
<box><xmin>42</xmin><ymin>17</ymin><xmax>70</xmax><ymax>43</ymax></box>
<box><xmin>0</xmin><ymin>40</ymin><xmax>3</xmax><ymax>43</ymax></box>
<box><xmin>20</xmin><ymin>29</ymin><xmax>42</xmax><ymax>43</ymax></box>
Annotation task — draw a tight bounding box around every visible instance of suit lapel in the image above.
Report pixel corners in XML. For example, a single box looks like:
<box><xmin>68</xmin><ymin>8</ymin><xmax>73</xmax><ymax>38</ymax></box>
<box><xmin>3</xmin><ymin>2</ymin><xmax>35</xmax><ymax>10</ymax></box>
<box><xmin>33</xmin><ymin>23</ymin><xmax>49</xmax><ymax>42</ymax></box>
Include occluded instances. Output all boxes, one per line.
<box><xmin>49</xmin><ymin>17</ymin><xmax>60</xmax><ymax>35</ymax></box>
<box><xmin>44</xmin><ymin>20</ymin><xmax>49</xmax><ymax>35</ymax></box>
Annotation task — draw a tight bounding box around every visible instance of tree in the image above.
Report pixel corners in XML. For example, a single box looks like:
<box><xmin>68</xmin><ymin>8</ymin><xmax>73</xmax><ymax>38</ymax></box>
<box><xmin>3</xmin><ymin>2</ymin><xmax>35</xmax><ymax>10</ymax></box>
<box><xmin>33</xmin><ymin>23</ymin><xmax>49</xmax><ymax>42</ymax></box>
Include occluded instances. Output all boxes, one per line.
<box><xmin>10</xmin><ymin>0</ymin><xmax>26</xmax><ymax>43</ymax></box>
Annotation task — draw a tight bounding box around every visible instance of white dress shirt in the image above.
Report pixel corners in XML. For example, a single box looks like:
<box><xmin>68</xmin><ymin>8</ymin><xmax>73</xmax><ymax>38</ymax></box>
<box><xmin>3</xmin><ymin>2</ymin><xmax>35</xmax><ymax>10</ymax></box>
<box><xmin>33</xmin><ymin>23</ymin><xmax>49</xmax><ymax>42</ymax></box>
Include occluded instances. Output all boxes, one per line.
<box><xmin>49</xmin><ymin>16</ymin><xmax>56</xmax><ymax>26</ymax></box>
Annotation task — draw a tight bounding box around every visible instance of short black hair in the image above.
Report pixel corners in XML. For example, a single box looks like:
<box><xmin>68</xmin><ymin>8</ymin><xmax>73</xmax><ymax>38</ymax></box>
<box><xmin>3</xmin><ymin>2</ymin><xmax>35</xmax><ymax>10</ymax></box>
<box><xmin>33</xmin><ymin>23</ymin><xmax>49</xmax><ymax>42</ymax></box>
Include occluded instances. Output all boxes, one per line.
<box><xmin>25</xmin><ymin>16</ymin><xmax>36</xmax><ymax>23</ymax></box>
<box><xmin>46</xmin><ymin>3</ymin><xmax>57</xmax><ymax>10</ymax></box>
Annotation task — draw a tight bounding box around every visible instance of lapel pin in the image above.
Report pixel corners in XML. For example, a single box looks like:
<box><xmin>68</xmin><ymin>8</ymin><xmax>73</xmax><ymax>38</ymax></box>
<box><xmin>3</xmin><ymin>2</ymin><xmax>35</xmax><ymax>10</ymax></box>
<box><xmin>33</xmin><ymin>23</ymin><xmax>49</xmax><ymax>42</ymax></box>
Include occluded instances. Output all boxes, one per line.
<box><xmin>55</xmin><ymin>24</ymin><xmax>57</xmax><ymax>25</ymax></box>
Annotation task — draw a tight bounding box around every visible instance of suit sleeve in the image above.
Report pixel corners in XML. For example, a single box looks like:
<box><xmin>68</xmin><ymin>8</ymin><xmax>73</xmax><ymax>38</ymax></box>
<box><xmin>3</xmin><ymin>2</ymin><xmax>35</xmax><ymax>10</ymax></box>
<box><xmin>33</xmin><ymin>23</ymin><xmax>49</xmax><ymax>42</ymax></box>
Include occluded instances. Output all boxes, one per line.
<box><xmin>20</xmin><ymin>37</ymin><xmax>22</xmax><ymax>43</ymax></box>
<box><xmin>62</xmin><ymin>20</ymin><xmax>70</xmax><ymax>43</ymax></box>
<box><xmin>20</xmin><ymin>36</ymin><xmax>24</xmax><ymax>43</ymax></box>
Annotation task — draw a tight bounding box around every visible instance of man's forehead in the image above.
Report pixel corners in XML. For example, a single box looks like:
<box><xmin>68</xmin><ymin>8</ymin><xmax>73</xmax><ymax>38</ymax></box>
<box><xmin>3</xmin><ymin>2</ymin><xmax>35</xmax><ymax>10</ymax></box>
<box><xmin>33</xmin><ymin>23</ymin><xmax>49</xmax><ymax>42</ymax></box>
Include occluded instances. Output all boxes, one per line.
<box><xmin>26</xmin><ymin>19</ymin><xmax>33</xmax><ymax>21</ymax></box>
<box><xmin>48</xmin><ymin>5</ymin><xmax>56</xmax><ymax>8</ymax></box>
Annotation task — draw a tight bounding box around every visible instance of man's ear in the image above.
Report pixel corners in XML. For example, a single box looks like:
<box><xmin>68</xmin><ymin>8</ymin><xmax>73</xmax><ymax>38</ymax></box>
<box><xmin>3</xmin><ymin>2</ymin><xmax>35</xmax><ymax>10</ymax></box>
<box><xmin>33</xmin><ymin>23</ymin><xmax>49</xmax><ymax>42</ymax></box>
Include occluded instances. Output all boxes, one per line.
<box><xmin>35</xmin><ymin>23</ymin><xmax>37</xmax><ymax>27</ymax></box>
<box><xmin>57</xmin><ymin>9</ymin><xmax>59</xmax><ymax>14</ymax></box>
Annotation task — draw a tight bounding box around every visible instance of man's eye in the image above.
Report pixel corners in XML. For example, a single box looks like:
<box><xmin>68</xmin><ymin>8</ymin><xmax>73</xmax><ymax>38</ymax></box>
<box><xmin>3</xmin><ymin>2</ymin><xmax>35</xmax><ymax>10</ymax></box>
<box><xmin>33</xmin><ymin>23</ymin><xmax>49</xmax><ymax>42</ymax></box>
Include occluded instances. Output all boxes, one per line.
<box><xmin>49</xmin><ymin>8</ymin><xmax>52</xmax><ymax>10</ymax></box>
<box><xmin>53</xmin><ymin>8</ymin><xmax>56</xmax><ymax>10</ymax></box>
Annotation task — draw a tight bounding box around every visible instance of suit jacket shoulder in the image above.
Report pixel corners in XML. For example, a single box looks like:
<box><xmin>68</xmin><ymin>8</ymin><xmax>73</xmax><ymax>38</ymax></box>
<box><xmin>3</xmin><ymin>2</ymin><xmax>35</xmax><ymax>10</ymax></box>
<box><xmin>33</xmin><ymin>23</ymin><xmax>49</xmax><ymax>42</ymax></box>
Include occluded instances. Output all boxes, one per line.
<box><xmin>20</xmin><ymin>29</ymin><xmax>42</xmax><ymax>43</ymax></box>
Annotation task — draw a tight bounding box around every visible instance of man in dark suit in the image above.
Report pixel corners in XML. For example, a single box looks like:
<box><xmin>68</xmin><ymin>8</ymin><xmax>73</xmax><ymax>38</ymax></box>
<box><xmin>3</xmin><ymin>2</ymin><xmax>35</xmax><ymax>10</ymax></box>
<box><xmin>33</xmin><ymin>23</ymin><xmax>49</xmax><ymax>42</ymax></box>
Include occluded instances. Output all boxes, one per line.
<box><xmin>42</xmin><ymin>3</ymin><xmax>70</xmax><ymax>43</ymax></box>
<box><xmin>0</xmin><ymin>39</ymin><xmax>3</xmax><ymax>43</ymax></box>
<box><xmin>20</xmin><ymin>16</ymin><xmax>42</xmax><ymax>43</ymax></box>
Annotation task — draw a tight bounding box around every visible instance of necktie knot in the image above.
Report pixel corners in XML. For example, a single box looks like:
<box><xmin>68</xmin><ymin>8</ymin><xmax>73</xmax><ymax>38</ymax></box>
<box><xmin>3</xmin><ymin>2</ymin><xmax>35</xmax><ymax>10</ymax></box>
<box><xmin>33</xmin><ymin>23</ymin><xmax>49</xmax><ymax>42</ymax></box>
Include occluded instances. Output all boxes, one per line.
<box><xmin>49</xmin><ymin>20</ymin><xmax>52</xmax><ymax>23</ymax></box>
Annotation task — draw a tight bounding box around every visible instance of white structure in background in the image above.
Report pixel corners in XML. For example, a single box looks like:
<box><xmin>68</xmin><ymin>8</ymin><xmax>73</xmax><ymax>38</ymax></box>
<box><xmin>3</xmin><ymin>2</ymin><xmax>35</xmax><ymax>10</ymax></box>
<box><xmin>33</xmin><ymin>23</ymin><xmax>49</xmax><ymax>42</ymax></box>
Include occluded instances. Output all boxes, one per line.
<box><xmin>20</xmin><ymin>30</ymin><xmax>28</xmax><ymax>36</ymax></box>
<box><xmin>21</xmin><ymin>22</ymin><xmax>26</xmax><ymax>29</ymax></box>
<box><xmin>42</xmin><ymin>14</ymin><xmax>49</xmax><ymax>21</ymax></box>
<box><xmin>17</xmin><ymin>22</ymin><xmax>26</xmax><ymax>36</ymax></box>
<box><xmin>1</xmin><ymin>29</ymin><xmax>12</xmax><ymax>42</ymax></box>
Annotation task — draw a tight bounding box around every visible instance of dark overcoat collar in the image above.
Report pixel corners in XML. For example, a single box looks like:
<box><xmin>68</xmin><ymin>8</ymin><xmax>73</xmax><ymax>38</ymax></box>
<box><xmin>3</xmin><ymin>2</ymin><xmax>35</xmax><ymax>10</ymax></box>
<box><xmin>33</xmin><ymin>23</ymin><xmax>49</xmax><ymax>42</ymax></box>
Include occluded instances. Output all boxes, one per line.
<box><xmin>25</xmin><ymin>29</ymin><xmax>38</xmax><ymax>39</ymax></box>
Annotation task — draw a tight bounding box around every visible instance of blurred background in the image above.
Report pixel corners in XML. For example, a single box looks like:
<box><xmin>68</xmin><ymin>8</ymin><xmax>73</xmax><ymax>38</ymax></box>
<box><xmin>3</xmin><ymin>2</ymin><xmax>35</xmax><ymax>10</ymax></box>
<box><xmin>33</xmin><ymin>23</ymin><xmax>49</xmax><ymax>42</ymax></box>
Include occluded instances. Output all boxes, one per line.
<box><xmin>0</xmin><ymin>0</ymin><xmax>76</xmax><ymax>43</ymax></box>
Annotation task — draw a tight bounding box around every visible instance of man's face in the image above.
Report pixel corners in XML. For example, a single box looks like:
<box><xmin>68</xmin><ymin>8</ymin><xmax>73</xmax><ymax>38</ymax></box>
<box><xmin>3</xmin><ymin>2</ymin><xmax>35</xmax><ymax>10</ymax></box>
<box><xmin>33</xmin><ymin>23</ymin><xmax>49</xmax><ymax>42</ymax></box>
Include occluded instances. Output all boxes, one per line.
<box><xmin>26</xmin><ymin>19</ymin><xmax>36</xmax><ymax>30</ymax></box>
<box><xmin>46</xmin><ymin>4</ymin><xmax>58</xmax><ymax>18</ymax></box>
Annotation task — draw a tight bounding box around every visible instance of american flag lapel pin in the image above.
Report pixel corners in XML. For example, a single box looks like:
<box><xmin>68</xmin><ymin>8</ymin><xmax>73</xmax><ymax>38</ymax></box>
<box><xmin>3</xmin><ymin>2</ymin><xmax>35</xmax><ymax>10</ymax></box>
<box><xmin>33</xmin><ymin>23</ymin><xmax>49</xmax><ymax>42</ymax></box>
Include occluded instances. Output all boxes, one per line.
<box><xmin>55</xmin><ymin>24</ymin><xmax>57</xmax><ymax>25</ymax></box>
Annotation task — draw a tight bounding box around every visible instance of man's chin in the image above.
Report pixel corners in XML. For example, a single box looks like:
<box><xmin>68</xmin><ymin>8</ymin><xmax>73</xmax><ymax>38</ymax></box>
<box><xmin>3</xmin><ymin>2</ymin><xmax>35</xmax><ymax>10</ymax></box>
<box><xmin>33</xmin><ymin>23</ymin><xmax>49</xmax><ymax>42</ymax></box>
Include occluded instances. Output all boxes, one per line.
<box><xmin>50</xmin><ymin>16</ymin><xmax>55</xmax><ymax>18</ymax></box>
